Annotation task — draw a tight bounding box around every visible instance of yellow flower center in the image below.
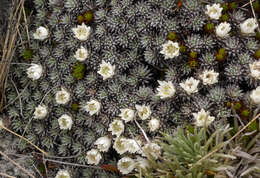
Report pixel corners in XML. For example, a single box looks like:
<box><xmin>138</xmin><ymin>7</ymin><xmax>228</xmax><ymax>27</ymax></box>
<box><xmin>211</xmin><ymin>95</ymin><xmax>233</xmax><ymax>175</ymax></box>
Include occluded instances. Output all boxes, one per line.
<box><xmin>101</xmin><ymin>66</ymin><xmax>110</xmax><ymax>75</ymax></box>
<box><xmin>162</xmin><ymin>85</ymin><xmax>171</xmax><ymax>95</ymax></box>
<box><xmin>167</xmin><ymin>45</ymin><xmax>178</xmax><ymax>55</ymax></box>
<box><xmin>77</xmin><ymin>28</ymin><xmax>87</xmax><ymax>36</ymax></box>
<box><xmin>61</xmin><ymin>118</ymin><xmax>68</xmax><ymax>127</ymax></box>
<box><xmin>89</xmin><ymin>103</ymin><xmax>96</xmax><ymax>111</ymax></box>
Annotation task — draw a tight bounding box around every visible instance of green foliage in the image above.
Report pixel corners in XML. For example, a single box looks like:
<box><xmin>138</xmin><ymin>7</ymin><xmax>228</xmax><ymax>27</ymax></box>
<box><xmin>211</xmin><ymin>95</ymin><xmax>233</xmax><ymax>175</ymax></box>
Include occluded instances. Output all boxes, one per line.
<box><xmin>167</xmin><ymin>32</ymin><xmax>178</xmax><ymax>41</ymax></box>
<box><xmin>220</xmin><ymin>13</ymin><xmax>229</xmax><ymax>22</ymax></box>
<box><xmin>136</xmin><ymin>126</ymin><xmax>234</xmax><ymax>178</ymax></box>
<box><xmin>204</xmin><ymin>23</ymin><xmax>214</xmax><ymax>33</ymax></box>
<box><xmin>22</xmin><ymin>49</ymin><xmax>33</xmax><ymax>61</ymax></box>
<box><xmin>254</xmin><ymin>48</ymin><xmax>260</xmax><ymax>59</ymax></box>
<box><xmin>216</xmin><ymin>48</ymin><xmax>226</xmax><ymax>62</ymax></box>
<box><xmin>253</xmin><ymin>0</ymin><xmax>260</xmax><ymax>12</ymax></box>
<box><xmin>84</xmin><ymin>11</ymin><xmax>94</xmax><ymax>24</ymax></box>
<box><xmin>72</xmin><ymin>62</ymin><xmax>86</xmax><ymax>80</ymax></box>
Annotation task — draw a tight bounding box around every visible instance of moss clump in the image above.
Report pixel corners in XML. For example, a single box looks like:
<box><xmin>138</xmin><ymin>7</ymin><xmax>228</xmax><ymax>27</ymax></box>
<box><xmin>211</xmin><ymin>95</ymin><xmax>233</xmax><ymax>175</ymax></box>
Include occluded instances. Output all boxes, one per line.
<box><xmin>188</xmin><ymin>59</ymin><xmax>198</xmax><ymax>69</ymax></box>
<box><xmin>77</xmin><ymin>15</ymin><xmax>84</xmax><ymax>24</ymax></box>
<box><xmin>221</xmin><ymin>3</ymin><xmax>228</xmax><ymax>12</ymax></box>
<box><xmin>233</xmin><ymin>101</ymin><xmax>242</xmax><ymax>111</ymax></box>
<box><xmin>253</xmin><ymin>0</ymin><xmax>260</xmax><ymax>13</ymax></box>
<box><xmin>221</xmin><ymin>14</ymin><xmax>229</xmax><ymax>22</ymax></box>
<box><xmin>204</xmin><ymin>23</ymin><xmax>214</xmax><ymax>33</ymax></box>
<box><xmin>84</xmin><ymin>11</ymin><xmax>94</xmax><ymax>24</ymax></box>
<box><xmin>72</xmin><ymin>62</ymin><xmax>86</xmax><ymax>80</ymax></box>
<box><xmin>228</xmin><ymin>2</ymin><xmax>237</xmax><ymax>11</ymax></box>
<box><xmin>254</xmin><ymin>48</ymin><xmax>260</xmax><ymax>59</ymax></box>
<box><xmin>167</xmin><ymin>32</ymin><xmax>178</xmax><ymax>41</ymax></box>
<box><xmin>216</xmin><ymin>48</ymin><xmax>226</xmax><ymax>62</ymax></box>
<box><xmin>21</xmin><ymin>49</ymin><xmax>33</xmax><ymax>61</ymax></box>
<box><xmin>256</xmin><ymin>31</ymin><xmax>260</xmax><ymax>40</ymax></box>
<box><xmin>189</xmin><ymin>51</ymin><xmax>197</xmax><ymax>59</ymax></box>
<box><xmin>179</xmin><ymin>45</ymin><xmax>187</xmax><ymax>54</ymax></box>
<box><xmin>240</xmin><ymin>109</ymin><xmax>250</xmax><ymax>120</ymax></box>
<box><xmin>71</xmin><ymin>102</ymin><xmax>79</xmax><ymax>111</ymax></box>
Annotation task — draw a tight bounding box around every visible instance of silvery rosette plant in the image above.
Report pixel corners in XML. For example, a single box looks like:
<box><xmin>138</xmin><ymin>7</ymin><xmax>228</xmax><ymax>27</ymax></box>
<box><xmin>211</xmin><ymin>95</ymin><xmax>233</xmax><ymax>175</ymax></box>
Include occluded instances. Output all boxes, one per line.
<box><xmin>1</xmin><ymin>0</ymin><xmax>260</xmax><ymax>177</ymax></box>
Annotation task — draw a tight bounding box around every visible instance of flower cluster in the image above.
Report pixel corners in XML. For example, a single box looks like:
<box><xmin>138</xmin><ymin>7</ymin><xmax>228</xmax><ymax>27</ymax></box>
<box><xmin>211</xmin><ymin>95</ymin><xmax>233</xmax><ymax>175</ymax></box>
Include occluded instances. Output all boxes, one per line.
<box><xmin>5</xmin><ymin>0</ymin><xmax>260</xmax><ymax>177</ymax></box>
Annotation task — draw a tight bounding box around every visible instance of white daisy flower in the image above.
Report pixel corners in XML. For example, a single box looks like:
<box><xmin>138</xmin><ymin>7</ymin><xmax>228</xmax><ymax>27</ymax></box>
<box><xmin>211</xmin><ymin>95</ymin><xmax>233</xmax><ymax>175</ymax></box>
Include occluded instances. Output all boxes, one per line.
<box><xmin>250</xmin><ymin>86</ymin><xmax>260</xmax><ymax>104</ymax></box>
<box><xmin>97</xmin><ymin>60</ymin><xmax>115</xmax><ymax>80</ymax></box>
<box><xmin>83</xmin><ymin>99</ymin><xmax>101</xmax><ymax>116</ymax></box>
<box><xmin>33</xmin><ymin>26</ymin><xmax>49</xmax><ymax>40</ymax></box>
<box><xmin>160</xmin><ymin>41</ymin><xmax>180</xmax><ymax>59</ymax></box>
<box><xmin>55</xmin><ymin>169</ymin><xmax>71</xmax><ymax>178</ymax></box>
<box><xmin>86</xmin><ymin>149</ymin><xmax>102</xmax><ymax>165</ymax></box>
<box><xmin>117</xmin><ymin>157</ymin><xmax>136</xmax><ymax>175</ymax></box>
<box><xmin>205</xmin><ymin>3</ymin><xmax>223</xmax><ymax>20</ymax></box>
<box><xmin>58</xmin><ymin>114</ymin><xmax>73</xmax><ymax>130</ymax></box>
<box><xmin>26</xmin><ymin>64</ymin><xmax>43</xmax><ymax>80</ymax></box>
<box><xmin>74</xmin><ymin>46</ymin><xmax>88</xmax><ymax>61</ymax></box>
<box><xmin>72</xmin><ymin>23</ymin><xmax>91</xmax><ymax>41</ymax></box>
<box><xmin>126</xmin><ymin>139</ymin><xmax>142</xmax><ymax>154</ymax></box>
<box><xmin>200</xmin><ymin>70</ymin><xmax>219</xmax><ymax>85</ymax></box>
<box><xmin>240</xmin><ymin>18</ymin><xmax>258</xmax><ymax>35</ymax></box>
<box><xmin>192</xmin><ymin>109</ymin><xmax>215</xmax><ymax>127</ymax></box>
<box><xmin>94</xmin><ymin>136</ymin><xmax>112</xmax><ymax>152</ymax></box>
<box><xmin>119</xmin><ymin>108</ymin><xmax>135</xmax><ymax>123</ymax></box>
<box><xmin>148</xmin><ymin>118</ymin><xmax>160</xmax><ymax>132</ymax></box>
<box><xmin>156</xmin><ymin>80</ymin><xmax>176</xmax><ymax>99</ymax></box>
<box><xmin>55</xmin><ymin>88</ymin><xmax>71</xmax><ymax>105</ymax></box>
<box><xmin>215</xmin><ymin>22</ymin><xmax>231</xmax><ymax>38</ymax></box>
<box><xmin>141</xmin><ymin>142</ymin><xmax>161</xmax><ymax>160</ymax></box>
<box><xmin>33</xmin><ymin>105</ymin><xmax>48</xmax><ymax>119</ymax></box>
<box><xmin>179</xmin><ymin>77</ymin><xmax>200</xmax><ymax>95</ymax></box>
<box><xmin>113</xmin><ymin>137</ymin><xmax>128</xmax><ymax>155</ymax></box>
<box><xmin>250</xmin><ymin>61</ymin><xmax>260</xmax><ymax>80</ymax></box>
<box><xmin>108</xmin><ymin>120</ymin><xmax>125</xmax><ymax>137</ymax></box>
<box><xmin>135</xmin><ymin>104</ymin><xmax>151</xmax><ymax>120</ymax></box>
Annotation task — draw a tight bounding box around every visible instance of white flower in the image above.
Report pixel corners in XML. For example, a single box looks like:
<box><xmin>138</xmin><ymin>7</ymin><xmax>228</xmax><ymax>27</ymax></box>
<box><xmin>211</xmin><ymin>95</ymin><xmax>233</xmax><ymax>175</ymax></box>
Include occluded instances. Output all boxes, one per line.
<box><xmin>117</xmin><ymin>157</ymin><xmax>136</xmax><ymax>175</ymax></box>
<box><xmin>160</xmin><ymin>41</ymin><xmax>180</xmax><ymax>59</ymax></box>
<box><xmin>72</xmin><ymin>23</ymin><xmax>91</xmax><ymax>41</ymax></box>
<box><xmin>192</xmin><ymin>109</ymin><xmax>215</xmax><ymax>127</ymax></box>
<box><xmin>94</xmin><ymin>136</ymin><xmax>111</xmax><ymax>152</ymax></box>
<box><xmin>135</xmin><ymin>104</ymin><xmax>151</xmax><ymax>120</ymax></box>
<box><xmin>55</xmin><ymin>169</ymin><xmax>71</xmax><ymax>178</ymax></box>
<box><xmin>216</xmin><ymin>22</ymin><xmax>231</xmax><ymax>38</ymax></box>
<box><xmin>83</xmin><ymin>99</ymin><xmax>101</xmax><ymax>116</ymax></box>
<box><xmin>126</xmin><ymin>139</ymin><xmax>142</xmax><ymax>154</ymax></box>
<box><xmin>148</xmin><ymin>118</ymin><xmax>160</xmax><ymax>132</ymax></box>
<box><xmin>74</xmin><ymin>46</ymin><xmax>88</xmax><ymax>61</ymax></box>
<box><xmin>179</xmin><ymin>77</ymin><xmax>200</xmax><ymax>95</ymax></box>
<box><xmin>135</xmin><ymin>156</ymin><xmax>150</xmax><ymax>170</ymax></box>
<box><xmin>86</xmin><ymin>149</ymin><xmax>102</xmax><ymax>165</ymax></box>
<box><xmin>200</xmin><ymin>70</ymin><xmax>219</xmax><ymax>85</ymax></box>
<box><xmin>240</xmin><ymin>18</ymin><xmax>258</xmax><ymax>35</ymax></box>
<box><xmin>33</xmin><ymin>105</ymin><xmax>48</xmax><ymax>119</ymax></box>
<box><xmin>142</xmin><ymin>142</ymin><xmax>161</xmax><ymax>160</ymax></box>
<box><xmin>108</xmin><ymin>120</ymin><xmax>125</xmax><ymax>137</ymax></box>
<box><xmin>58</xmin><ymin>114</ymin><xmax>73</xmax><ymax>130</ymax></box>
<box><xmin>250</xmin><ymin>86</ymin><xmax>260</xmax><ymax>104</ymax></box>
<box><xmin>205</xmin><ymin>3</ymin><xmax>223</xmax><ymax>20</ymax></box>
<box><xmin>156</xmin><ymin>80</ymin><xmax>176</xmax><ymax>99</ymax></box>
<box><xmin>119</xmin><ymin>108</ymin><xmax>135</xmax><ymax>123</ymax></box>
<box><xmin>113</xmin><ymin>137</ymin><xmax>128</xmax><ymax>155</ymax></box>
<box><xmin>26</xmin><ymin>64</ymin><xmax>43</xmax><ymax>80</ymax></box>
<box><xmin>250</xmin><ymin>61</ymin><xmax>260</xmax><ymax>79</ymax></box>
<box><xmin>33</xmin><ymin>26</ymin><xmax>49</xmax><ymax>40</ymax></box>
<box><xmin>55</xmin><ymin>88</ymin><xmax>71</xmax><ymax>105</ymax></box>
<box><xmin>97</xmin><ymin>60</ymin><xmax>115</xmax><ymax>80</ymax></box>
